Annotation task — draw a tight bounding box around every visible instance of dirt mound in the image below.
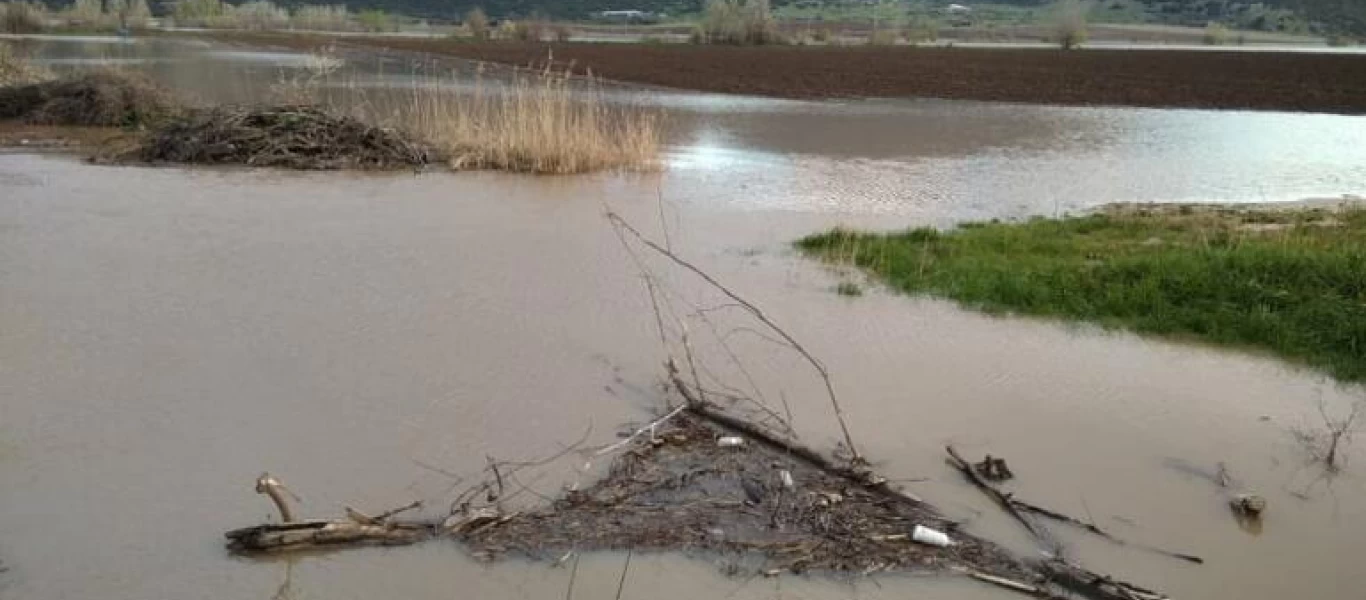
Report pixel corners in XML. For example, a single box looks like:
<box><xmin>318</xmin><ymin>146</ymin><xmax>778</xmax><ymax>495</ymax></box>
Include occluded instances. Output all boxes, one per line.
<box><xmin>131</xmin><ymin>106</ymin><xmax>429</xmax><ymax>170</ymax></box>
<box><xmin>0</xmin><ymin>70</ymin><xmax>174</xmax><ymax>127</ymax></box>
<box><xmin>461</xmin><ymin>412</ymin><xmax>1030</xmax><ymax>578</ymax></box>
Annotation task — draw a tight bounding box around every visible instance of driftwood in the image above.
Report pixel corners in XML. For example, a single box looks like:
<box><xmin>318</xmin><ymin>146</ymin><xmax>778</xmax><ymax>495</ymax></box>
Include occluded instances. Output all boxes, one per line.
<box><xmin>226</xmin><ymin>520</ymin><xmax>434</xmax><ymax>553</ymax></box>
<box><xmin>227</xmin><ymin>473</ymin><xmax>437</xmax><ymax>554</ymax></box>
<box><xmin>1039</xmin><ymin>559</ymin><xmax>1170</xmax><ymax>600</ymax></box>
<box><xmin>945</xmin><ymin>446</ymin><xmax>1051</xmax><ymax>543</ymax></box>
<box><xmin>948</xmin><ymin>448</ymin><xmax>1202</xmax><ymax>565</ymax></box>
<box><xmin>946</xmin><ymin>447</ymin><xmax>1181</xmax><ymax>600</ymax></box>
<box><xmin>1011</xmin><ymin>498</ymin><xmax>1202</xmax><ymax>564</ymax></box>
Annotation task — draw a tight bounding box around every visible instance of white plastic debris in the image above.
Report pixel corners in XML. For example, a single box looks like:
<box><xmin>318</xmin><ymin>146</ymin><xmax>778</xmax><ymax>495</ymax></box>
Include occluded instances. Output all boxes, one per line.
<box><xmin>779</xmin><ymin>470</ymin><xmax>794</xmax><ymax>489</ymax></box>
<box><xmin>911</xmin><ymin>524</ymin><xmax>953</xmax><ymax>547</ymax></box>
<box><xmin>717</xmin><ymin>436</ymin><xmax>746</xmax><ymax>447</ymax></box>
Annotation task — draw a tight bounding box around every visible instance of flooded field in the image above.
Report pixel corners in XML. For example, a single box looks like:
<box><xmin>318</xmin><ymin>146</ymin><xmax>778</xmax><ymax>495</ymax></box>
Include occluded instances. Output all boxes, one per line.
<box><xmin>10</xmin><ymin>35</ymin><xmax>1366</xmax><ymax>217</ymax></box>
<box><xmin>2</xmin><ymin>35</ymin><xmax>1366</xmax><ymax>600</ymax></box>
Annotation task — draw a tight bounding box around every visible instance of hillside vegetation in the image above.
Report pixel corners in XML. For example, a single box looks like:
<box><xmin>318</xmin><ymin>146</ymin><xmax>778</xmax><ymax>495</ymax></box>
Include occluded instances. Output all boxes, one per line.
<box><xmin>23</xmin><ymin>0</ymin><xmax>1362</xmax><ymax>34</ymax></box>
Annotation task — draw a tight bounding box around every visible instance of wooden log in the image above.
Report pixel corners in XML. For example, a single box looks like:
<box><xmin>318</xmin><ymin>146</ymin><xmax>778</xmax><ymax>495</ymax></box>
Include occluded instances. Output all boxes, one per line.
<box><xmin>226</xmin><ymin>520</ymin><xmax>433</xmax><ymax>553</ymax></box>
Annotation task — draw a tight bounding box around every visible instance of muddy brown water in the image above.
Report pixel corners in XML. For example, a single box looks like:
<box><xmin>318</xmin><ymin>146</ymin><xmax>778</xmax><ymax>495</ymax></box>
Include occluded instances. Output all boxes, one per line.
<box><xmin>2</xmin><ymin>35</ymin><xmax>1366</xmax><ymax>600</ymax></box>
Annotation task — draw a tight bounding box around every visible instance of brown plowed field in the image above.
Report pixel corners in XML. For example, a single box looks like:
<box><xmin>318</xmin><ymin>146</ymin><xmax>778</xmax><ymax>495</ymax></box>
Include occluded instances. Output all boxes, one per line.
<box><xmin>207</xmin><ymin>33</ymin><xmax>1366</xmax><ymax>114</ymax></box>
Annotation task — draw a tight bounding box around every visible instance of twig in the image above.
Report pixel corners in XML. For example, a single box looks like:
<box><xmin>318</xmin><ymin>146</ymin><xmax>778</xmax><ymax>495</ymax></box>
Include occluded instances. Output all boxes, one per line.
<box><xmin>1012</xmin><ymin>499</ymin><xmax>1203</xmax><ymax>564</ymax></box>
<box><xmin>607</xmin><ymin>211</ymin><xmax>861</xmax><ymax>463</ymax></box>
<box><xmin>564</xmin><ymin>553</ymin><xmax>580</xmax><ymax>600</ymax></box>
<box><xmin>373</xmin><ymin>500</ymin><xmax>423</xmax><ymax>523</ymax></box>
<box><xmin>256</xmin><ymin>473</ymin><xmax>298</xmax><ymax>523</ymax></box>
<box><xmin>590</xmin><ymin>402</ymin><xmax>690</xmax><ymax>459</ymax></box>
<box><xmin>944</xmin><ymin>447</ymin><xmax>1048</xmax><ymax>544</ymax></box>
<box><xmin>487</xmin><ymin>456</ymin><xmax>505</xmax><ymax>500</ymax></box>
<box><xmin>614</xmin><ymin>548</ymin><xmax>633</xmax><ymax>600</ymax></box>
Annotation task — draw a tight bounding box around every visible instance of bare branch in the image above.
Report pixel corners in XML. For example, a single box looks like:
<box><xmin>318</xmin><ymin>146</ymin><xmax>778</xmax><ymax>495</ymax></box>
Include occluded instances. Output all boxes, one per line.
<box><xmin>606</xmin><ymin>211</ymin><xmax>861</xmax><ymax>463</ymax></box>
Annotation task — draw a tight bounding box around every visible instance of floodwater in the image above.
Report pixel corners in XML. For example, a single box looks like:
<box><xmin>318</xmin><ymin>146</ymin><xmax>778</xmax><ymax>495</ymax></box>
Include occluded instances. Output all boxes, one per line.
<box><xmin>3</xmin><ymin>35</ymin><xmax>1366</xmax><ymax>600</ymax></box>
<box><xmin>12</xmin><ymin>34</ymin><xmax>1366</xmax><ymax>220</ymax></box>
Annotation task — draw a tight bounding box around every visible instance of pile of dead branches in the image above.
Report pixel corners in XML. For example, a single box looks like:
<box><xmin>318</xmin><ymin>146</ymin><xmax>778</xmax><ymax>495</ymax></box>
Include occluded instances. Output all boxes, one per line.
<box><xmin>130</xmin><ymin>106</ymin><xmax>429</xmax><ymax>170</ymax></box>
<box><xmin>0</xmin><ymin>69</ymin><xmax>174</xmax><ymax>127</ymax></box>
<box><xmin>462</xmin><ymin>410</ymin><xmax>1030</xmax><ymax>578</ymax></box>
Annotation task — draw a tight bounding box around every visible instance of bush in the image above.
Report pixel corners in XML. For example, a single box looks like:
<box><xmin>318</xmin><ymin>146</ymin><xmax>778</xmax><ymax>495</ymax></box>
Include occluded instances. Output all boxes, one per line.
<box><xmin>172</xmin><ymin>0</ymin><xmax>224</xmax><ymax>27</ymax></box>
<box><xmin>510</xmin><ymin>17</ymin><xmax>545</xmax><ymax>41</ymax></box>
<box><xmin>1</xmin><ymin>1</ymin><xmax>47</xmax><ymax>34</ymax></box>
<box><xmin>465</xmin><ymin>7</ymin><xmax>490</xmax><ymax>40</ymax></box>
<box><xmin>0</xmin><ymin>69</ymin><xmax>175</xmax><ymax>127</ymax></box>
<box><xmin>0</xmin><ymin>41</ymin><xmax>52</xmax><ymax>86</ymax></box>
<box><xmin>552</xmin><ymin>23</ymin><xmax>572</xmax><ymax>42</ymax></box>
<box><xmin>699</xmin><ymin>0</ymin><xmax>779</xmax><ymax>45</ymax></box>
<box><xmin>1054</xmin><ymin>0</ymin><xmax>1087</xmax><ymax>50</ymax></box>
<box><xmin>1203</xmin><ymin>22</ymin><xmax>1231</xmax><ymax>45</ymax></box>
<box><xmin>903</xmin><ymin>17</ymin><xmax>937</xmax><ymax>44</ymax></box>
<box><xmin>356</xmin><ymin>9</ymin><xmax>393</xmax><ymax>32</ymax></box>
<box><xmin>868</xmin><ymin>28</ymin><xmax>898</xmax><ymax>46</ymax></box>
<box><xmin>65</xmin><ymin>0</ymin><xmax>103</xmax><ymax>23</ymax></box>
<box><xmin>292</xmin><ymin>4</ymin><xmax>351</xmax><ymax>32</ymax></box>
<box><xmin>232</xmin><ymin>1</ymin><xmax>291</xmax><ymax>30</ymax></box>
<box><xmin>122</xmin><ymin>0</ymin><xmax>152</xmax><ymax>29</ymax></box>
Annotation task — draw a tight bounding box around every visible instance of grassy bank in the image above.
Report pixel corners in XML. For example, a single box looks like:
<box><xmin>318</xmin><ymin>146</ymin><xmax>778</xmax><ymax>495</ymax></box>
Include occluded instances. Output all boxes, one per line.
<box><xmin>798</xmin><ymin>204</ymin><xmax>1366</xmax><ymax>382</ymax></box>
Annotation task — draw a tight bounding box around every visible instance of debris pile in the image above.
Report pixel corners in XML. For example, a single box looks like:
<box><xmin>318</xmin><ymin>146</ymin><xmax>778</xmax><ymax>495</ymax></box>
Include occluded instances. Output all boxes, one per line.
<box><xmin>129</xmin><ymin>106</ymin><xmax>429</xmax><ymax>170</ymax></box>
<box><xmin>0</xmin><ymin>70</ymin><xmax>174</xmax><ymax>127</ymax></box>
<box><xmin>461</xmin><ymin>411</ymin><xmax>1030</xmax><ymax>578</ymax></box>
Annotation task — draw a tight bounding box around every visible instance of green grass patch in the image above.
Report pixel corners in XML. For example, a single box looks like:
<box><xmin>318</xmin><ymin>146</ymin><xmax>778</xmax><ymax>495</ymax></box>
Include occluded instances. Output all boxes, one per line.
<box><xmin>797</xmin><ymin>205</ymin><xmax>1366</xmax><ymax>382</ymax></box>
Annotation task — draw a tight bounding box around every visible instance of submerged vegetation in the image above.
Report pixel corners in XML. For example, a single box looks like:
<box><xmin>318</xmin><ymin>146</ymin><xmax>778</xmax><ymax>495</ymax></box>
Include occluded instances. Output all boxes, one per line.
<box><xmin>798</xmin><ymin>204</ymin><xmax>1366</xmax><ymax>382</ymax></box>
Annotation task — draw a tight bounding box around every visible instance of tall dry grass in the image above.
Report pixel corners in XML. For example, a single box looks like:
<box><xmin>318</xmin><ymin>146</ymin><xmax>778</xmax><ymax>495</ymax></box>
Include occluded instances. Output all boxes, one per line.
<box><xmin>280</xmin><ymin>54</ymin><xmax>661</xmax><ymax>174</ymax></box>
<box><xmin>399</xmin><ymin>68</ymin><xmax>661</xmax><ymax>173</ymax></box>
<box><xmin>2</xmin><ymin>1</ymin><xmax>47</xmax><ymax>33</ymax></box>
<box><xmin>697</xmin><ymin>0</ymin><xmax>779</xmax><ymax>45</ymax></box>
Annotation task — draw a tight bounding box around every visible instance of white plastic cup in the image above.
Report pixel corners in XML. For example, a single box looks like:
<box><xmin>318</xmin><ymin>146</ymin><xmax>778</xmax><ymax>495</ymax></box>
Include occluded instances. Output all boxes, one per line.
<box><xmin>912</xmin><ymin>525</ymin><xmax>952</xmax><ymax>547</ymax></box>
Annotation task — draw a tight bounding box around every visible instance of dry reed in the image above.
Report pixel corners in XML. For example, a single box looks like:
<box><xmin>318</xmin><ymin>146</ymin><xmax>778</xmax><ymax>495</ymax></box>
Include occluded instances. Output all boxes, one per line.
<box><xmin>339</xmin><ymin>65</ymin><xmax>661</xmax><ymax>174</ymax></box>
